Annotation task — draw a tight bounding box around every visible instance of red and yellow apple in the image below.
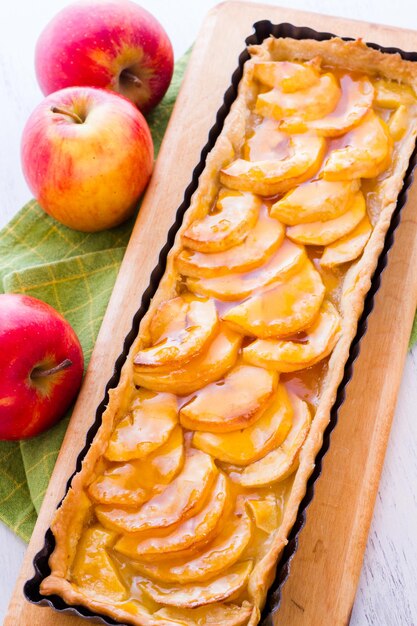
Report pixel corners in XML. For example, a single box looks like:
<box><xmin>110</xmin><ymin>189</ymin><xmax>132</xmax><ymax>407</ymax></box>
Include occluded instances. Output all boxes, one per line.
<box><xmin>21</xmin><ymin>86</ymin><xmax>154</xmax><ymax>232</ymax></box>
<box><xmin>35</xmin><ymin>0</ymin><xmax>174</xmax><ymax>114</ymax></box>
<box><xmin>0</xmin><ymin>294</ymin><xmax>84</xmax><ymax>440</ymax></box>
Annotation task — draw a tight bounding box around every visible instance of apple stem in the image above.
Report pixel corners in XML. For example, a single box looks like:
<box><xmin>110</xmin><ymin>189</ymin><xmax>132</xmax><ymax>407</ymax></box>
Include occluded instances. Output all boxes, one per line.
<box><xmin>31</xmin><ymin>359</ymin><xmax>73</xmax><ymax>379</ymax></box>
<box><xmin>121</xmin><ymin>69</ymin><xmax>143</xmax><ymax>88</ymax></box>
<box><xmin>51</xmin><ymin>106</ymin><xmax>84</xmax><ymax>124</ymax></box>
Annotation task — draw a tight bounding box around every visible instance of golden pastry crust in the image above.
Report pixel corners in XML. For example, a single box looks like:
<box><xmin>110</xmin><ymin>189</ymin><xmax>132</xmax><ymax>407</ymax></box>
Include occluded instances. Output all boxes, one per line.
<box><xmin>40</xmin><ymin>36</ymin><xmax>417</xmax><ymax>626</ymax></box>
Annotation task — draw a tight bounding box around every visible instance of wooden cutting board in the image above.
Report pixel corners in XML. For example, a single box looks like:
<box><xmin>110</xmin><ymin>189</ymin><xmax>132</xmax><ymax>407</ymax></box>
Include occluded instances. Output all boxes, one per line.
<box><xmin>5</xmin><ymin>3</ymin><xmax>417</xmax><ymax>625</ymax></box>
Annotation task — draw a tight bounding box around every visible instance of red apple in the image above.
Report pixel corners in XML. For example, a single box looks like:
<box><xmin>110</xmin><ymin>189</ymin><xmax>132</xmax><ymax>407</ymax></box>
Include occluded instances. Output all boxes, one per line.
<box><xmin>0</xmin><ymin>294</ymin><xmax>84</xmax><ymax>440</ymax></box>
<box><xmin>35</xmin><ymin>0</ymin><xmax>174</xmax><ymax>115</ymax></box>
<box><xmin>21</xmin><ymin>86</ymin><xmax>154</xmax><ymax>232</ymax></box>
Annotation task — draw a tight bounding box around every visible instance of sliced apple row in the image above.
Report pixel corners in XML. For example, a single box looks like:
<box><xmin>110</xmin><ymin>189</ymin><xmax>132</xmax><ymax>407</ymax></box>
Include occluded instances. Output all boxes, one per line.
<box><xmin>89</xmin><ymin>425</ymin><xmax>184</xmax><ymax>506</ymax></box>
<box><xmin>187</xmin><ymin>239</ymin><xmax>307</xmax><ymax>301</ymax></box>
<box><xmin>134</xmin><ymin>326</ymin><xmax>241</xmax><ymax>395</ymax></box>
<box><xmin>222</xmin><ymin>258</ymin><xmax>325</xmax><ymax>338</ymax></box>
<box><xmin>177</xmin><ymin>204</ymin><xmax>285</xmax><ymax>277</ymax></box>
<box><xmin>96</xmin><ymin>449</ymin><xmax>218</xmax><ymax>533</ymax></box>
<box><xmin>243</xmin><ymin>301</ymin><xmax>341</xmax><ymax>372</ymax></box>
<box><xmin>182</xmin><ymin>189</ymin><xmax>261</xmax><ymax>252</ymax></box>
<box><xmin>71</xmin><ymin>521</ymin><xmax>254</xmax><ymax>615</ymax></box>
<box><xmin>193</xmin><ymin>382</ymin><xmax>293</xmax><ymax>465</ymax></box>
<box><xmin>253</xmin><ymin>61</ymin><xmax>375</xmax><ymax>137</ymax></box>
<box><xmin>285</xmin><ymin>191</ymin><xmax>366</xmax><ymax>246</ymax></box>
<box><xmin>229</xmin><ymin>391</ymin><xmax>312</xmax><ymax>487</ymax></box>
<box><xmin>220</xmin><ymin>132</ymin><xmax>326</xmax><ymax>196</ymax></box>
<box><xmin>219</xmin><ymin>64</ymin><xmax>394</xmax><ymax>202</ymax></box>
<box><xmin>272</xmin><ymin>181</ymin><xmax>371</xmax><ymax>264</ymax></box>
<box><xmin>220</xmin><ymin>113</ymin><xmax>391</xmax><ymax>201</ymax></box>
<box><xmin>134</xmin><ymin>296</ymin><xmax>218</xmax><ymax>370</ymax></box>
<box><xmin>91</xmin><ymin>447</ymin><xmax>257</xmax><ymax>607</ymax></box>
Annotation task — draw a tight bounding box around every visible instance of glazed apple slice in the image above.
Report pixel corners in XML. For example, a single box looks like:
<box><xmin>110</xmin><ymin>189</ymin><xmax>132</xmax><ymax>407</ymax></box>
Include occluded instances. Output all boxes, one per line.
<box><xmin>243</xmin><ymin>301</ymin><xmax>341</xmax><ymax>373</ymax></box>
<box><xmin>373</xmin><ymin>78</ymin><xmax>416</xmax><ymax>108</ymax></box>
<box><xmin>286</xmin><ymin>191</ymin><xmax>366</xmax><ymax>246</ymax></box>
<box><xmin>322</xmin><ymin>111</ymin><xmax>392</xmax><ymax>180</ymax></box>
<box><xmin>181</xmin><ymin>190</ymin><xmax>261</xmax><ymax>253</ymax></box>
<box><xmin>134</xmin><ymin>326</ymin><xmax>242</xmax><ymax>395</ymax></box>
<box><xmin>140</xmin><ymin>561</ymin><xmax>253</xmax><ymax>608</ymax></box>
<box><xmin>96</xmin><ymin>449</ymin><xmax>216</xmax><ymax>533</ymax></box>
<box><xmin>176</xmin><ymin>210</ymin><xmax>284</xmax><ymax>278</ymax></box>
<box><xmin>186</xmin><ymin>240</ymin><xmax>306</xmax><ymax>301</ymax></box>
<box><xmin>134</xmin><ymin>501</ymin><xmax>253</xmax><ymax>583</ymax></box>
<box><xmin>115</xmin><ymin>472</ymin><xmax>230</xmax><ymax>561</ymax></box>
<box><xmin>247</xmin><ymin>495</ymin><xmax>281</xmax><ymax>533</ymax></box>
<box><xmin>270</xmin><ymin>179</ymin><xmax>360</xmax><ymax>225</ymax></box>
<box><xmin>282</xmin><ymin>75</ymin><xmax>374</xmax><ymax>136</ymax></box>
<box><xmin>242</xmin><ymin>119</ymin><xmax>289</xmax><ymax>162</ymax></box>
<box><xmin>236</xmin><ymin>393</ymin><xmax>311</xmax><ymax>487</ymax></box>
<box><xmin>89</xmin><ymin>426</ymin><xmax>184</xmax><ymax>506</ymax></box>
<box><xmin>134</xmin><ymin>297</ymin><xmax>218</xmax><ymax>371</ymax></box>
<box><xmin>255</xmin><ymin>73</ymin><xmax>340</xmax><ymax>121</ymax></box>
<box><xmin>193</xmin><ymin>383</ymin><xmax>293</xmax><ymax>464</ymax></box>
<box><xmin>222</xmin><ymin>259</ymin><xmax>325</xmax><ymax>338</ymax></box>
<box><xmin>154</xmin><ymin>601</ymin><xmax>254</xmax><ymax>626</ymax></box>
<box><xmin>71</xmin><ymin>527</ymin><xmax>127</xmax><ymax>601</ymax></box>
<box><xmin>180</xmin><ymin>365</ymin><xmax>277</xmax><ymax>433</ymax></box>
<box><xmin>220</xmin><ymin>134</ymin><xmax>326</xmax><ymax>196</ymax></box>
<box><xmin>254</xmin><ymin>60</ymin><xmax>320</xmax><ymax>92</ymax></box>
<box><xmin>320</xmin><ymin>216</ymin><xmax>372</xmax><ymax>268</ymax></box>
<box><xmin>105</xmin><ymin>389</ymin><xmax>177</xmax><ymax>462</ymax></box>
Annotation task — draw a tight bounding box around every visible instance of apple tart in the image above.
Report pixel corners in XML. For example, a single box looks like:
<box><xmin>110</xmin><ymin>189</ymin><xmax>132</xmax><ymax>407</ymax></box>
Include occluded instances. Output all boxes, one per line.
<box><xmin>40</xmin><ymin>36</ymin><xmax>417</xmax><ymax>626</ymax></box>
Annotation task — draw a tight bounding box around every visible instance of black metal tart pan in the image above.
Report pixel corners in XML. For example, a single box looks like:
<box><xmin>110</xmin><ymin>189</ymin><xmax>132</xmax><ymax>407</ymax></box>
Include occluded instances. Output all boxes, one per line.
<box><xmin>24</xmin><ymin>19</ymin><xmax>417</xmax><ymax>626</ymax></box>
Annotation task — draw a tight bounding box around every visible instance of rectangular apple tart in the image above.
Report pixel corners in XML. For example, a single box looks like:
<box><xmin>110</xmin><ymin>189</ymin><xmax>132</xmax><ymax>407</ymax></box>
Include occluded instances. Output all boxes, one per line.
<box><xmin>40</xmin><ymin>36</ymin><xmax>417</xmax><ymax>626</ymax></box>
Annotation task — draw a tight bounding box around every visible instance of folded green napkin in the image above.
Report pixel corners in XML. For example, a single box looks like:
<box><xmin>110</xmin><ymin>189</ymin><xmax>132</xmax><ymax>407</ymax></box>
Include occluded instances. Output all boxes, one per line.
<box><xmin>1</xmin><ymin>49</ymin><xmax>416</xmax><ymax>542</ymax></box>
<box><xmin>0</xmin><ymin>52</ymin><xmax>190</xmax><ymax>541</ymax></box>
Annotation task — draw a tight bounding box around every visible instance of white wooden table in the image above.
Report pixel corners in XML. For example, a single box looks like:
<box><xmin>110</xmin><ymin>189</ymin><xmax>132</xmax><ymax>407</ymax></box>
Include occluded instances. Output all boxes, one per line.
<box><xmin>1</xmin><ymin>1</ymin><xmax>417</xmax><ymax>624</ymax></box>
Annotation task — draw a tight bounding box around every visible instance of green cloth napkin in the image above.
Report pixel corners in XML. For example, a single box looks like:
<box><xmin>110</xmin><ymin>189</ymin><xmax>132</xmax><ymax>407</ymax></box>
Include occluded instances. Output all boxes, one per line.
<box><xmin>0</xmin><ymin>52</ymin><xmax>190</xmax><ymax>542</ymax></box>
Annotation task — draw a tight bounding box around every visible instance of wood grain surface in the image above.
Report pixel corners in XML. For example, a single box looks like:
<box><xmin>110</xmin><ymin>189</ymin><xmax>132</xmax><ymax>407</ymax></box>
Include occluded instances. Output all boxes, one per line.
<box><xmin>4</xmin><ymin>3</ymin><xmax>417</xmax><ymax>625</ymax></box>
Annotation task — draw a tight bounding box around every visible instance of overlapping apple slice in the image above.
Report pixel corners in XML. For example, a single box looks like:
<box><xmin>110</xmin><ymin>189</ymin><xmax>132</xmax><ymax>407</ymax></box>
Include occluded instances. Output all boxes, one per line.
<box><xmin>234</xmin><ymin>392</ymin><xmax>311</xmax><ymax>487</ymax></box>
<box><xmin>154</xmin><ymin>601</ymin><xmax>254</xmax><ymax>626</ymax></box>
<box><xmin>281</xmin><ymin>75</ymin><xmax>374</xmax><ymax>136</ymax></box>
<box><xmin>270</xmin><ymin>179</ymin><xmax>360</xmax><ymax>225</ymax></box>
<box><xmin>322</xmin><ymin>111</ymin><xmax>392</xmax><ymax>180</ymax></box>
<box><xmin>222</xmin><ymin>259</ymin><xmax>325</xmax><ymax>338</ymax></box>
<box><xmin>89</xmin><ymin>426</ymin><xmax>184</xmax><ymax>506</ymax></box>
<box><xmin>134</xmin><ymin>501</ymin><xmax>253</xmax><ymax>583</ymax></box>
<box><xmin>219</xmin><ymin>134</ymin><xmax>326</xmax><ymax>196</ymax></box>
<box><xmin>134</xmin><ymin>297</ymin><xmax>218</xmax><ymax>371</ymax></box>
<box><xmin>180</xmin><ymin>364</ymin><xmax>277</xmax><ymax>433</ymax></box>
<box><xmin>373</xmin><ymin>78</ymin><xmax>416</xmax><ymax>108</ymax></box>
<box><xmin>254</xmin><ymin>60</ymin><xmax>320</xmax><ymax>92</ymax></box>
<box><xmin>176</xmin><ymin>210</ymin><xmax>284</xmax><ymax>278</ymax></box>
<box><xmin>181</xmin><ymin>190</ymin><xmax>261</xmax><ymax>253</ymax></box>
<box><xmin>105</xmin><ymin>390</ymin><xmax>177</xmax><ymax>462</ymax></box>
<box><xmin>193</xmin><ymin>383</ymin><xmax>293</xmax><ymax>465</ymax></box>
<box><xmin>255</xmin><ymin>73</ymin><xmax>340</xmax><ymax>121</ymax></box>
<box><xmin>134</xmin><ymin>325</ymin><xmax>242</xmax><ymax>395</ymax></box>
<box><xmin>320</xmin><ymin>216</ymin><xmax>372</xmax><ymax>267</ymax></box>
<box><xmin>96</xmin><ymin>449</ymin><xmax>216</xmax><ymax>533</ymax></box>
<box><xmin>139</xmin><ymin>561</ymin><xmax>253</xmax><ymax>608</ymax></box>
<box><xmin>186</xmin><ymin>240</ymin><xmax>306</xmax><ymax>301</ymax></box>
<box><xmin>286</xmin><ymin>191</ymin><xmax>366</xmax><ymax>246</ymax></box>
<box><xmin>115</xmin><ymin>472</ymin><xmax>230</xmax><ymax>561</ymax></box>
<box><xmin>71</xmin><ymin>527</ymin><xmax>127</xmax><ymax>601</ymax></box>
<box><xmin>243</xmin><ymin>301</ymin><xmax>341</xmax><ymax>373</ymax></box>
